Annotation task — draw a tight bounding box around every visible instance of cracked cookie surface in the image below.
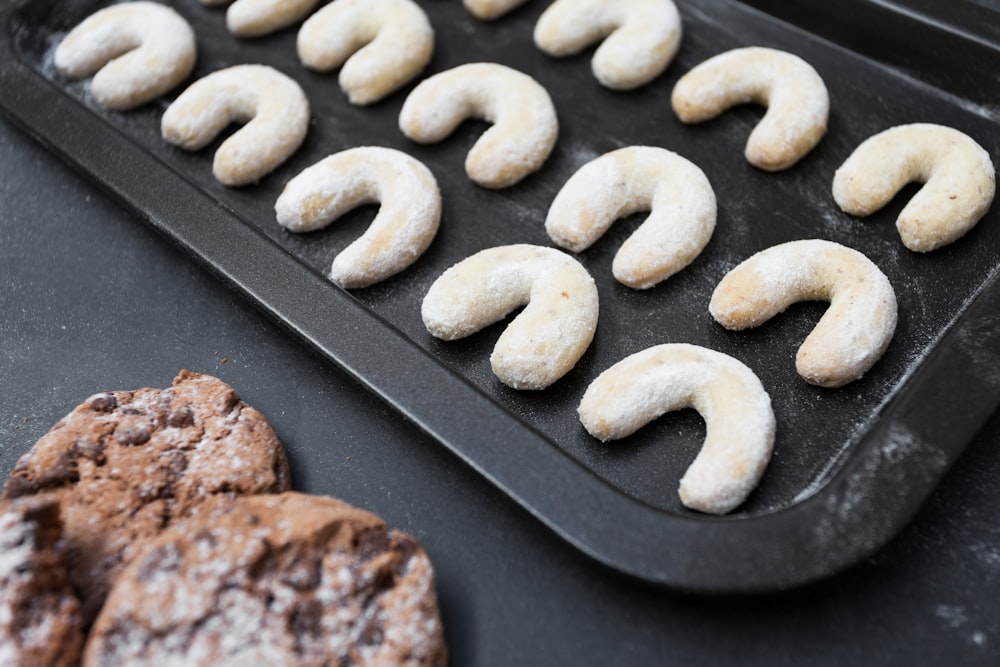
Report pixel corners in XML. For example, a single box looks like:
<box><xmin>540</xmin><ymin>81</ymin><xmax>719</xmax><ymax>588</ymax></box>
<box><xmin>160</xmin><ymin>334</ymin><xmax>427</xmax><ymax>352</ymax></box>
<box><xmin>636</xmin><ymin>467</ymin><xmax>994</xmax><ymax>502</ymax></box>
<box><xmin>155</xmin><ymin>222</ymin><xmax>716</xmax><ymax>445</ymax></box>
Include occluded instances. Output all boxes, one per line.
<box><xmin>0</xmin><ymin>371</ymin><xmax>291</xmax><ymax>625</ymax></box>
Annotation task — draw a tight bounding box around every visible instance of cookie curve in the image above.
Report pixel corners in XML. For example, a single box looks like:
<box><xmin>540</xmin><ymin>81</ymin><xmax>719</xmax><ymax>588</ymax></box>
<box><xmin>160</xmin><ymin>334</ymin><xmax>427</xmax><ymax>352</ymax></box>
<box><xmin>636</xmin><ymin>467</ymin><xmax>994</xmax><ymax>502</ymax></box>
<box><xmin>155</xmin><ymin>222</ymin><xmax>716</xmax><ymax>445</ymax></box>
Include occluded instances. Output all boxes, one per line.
<box><xmin>832</xmin><ymin>123</ymin><xmax>996</xmax><ymax>252</ymax></box>
<box><xmin>545</xmin><ymin>145</ymin><xmax>716</xmax><ymax>289</ymax></box>
<box><xmin>709</xmin><ymin>239</ymin><xmax>898</xmax><ymax>388</ymax></box>
<box><xmin>275</xmin><ymin>146</ymin><xmax>442</xmax><ymax>289</ymax></box>
<box><xmin>83</xmin><ymin>492</ymin><xmax>447</xmax><ymax>667</ymax></box>
<box><xmin>53</xmin><ymin>1</ymin><xmax>196</xmax><ymax>110</ymax></box>
<box><xmin>463</xmin><ymin>0</ymin><xmax>531</xmax><ymax>20</ymax></box>
<box><xmin>297</xmin><ymin>0</ymin><xmax>434</xmax><ymax>105</ymax></box>
<box><xmin>421</xmin><ymin>244</ymin><xmax>599</xmax><ymax>390</ymax></box>
<box><xmin>578</xmin><ymin>343</ymin><xmax>775</xmax><ymax>515</ymax></box>
<box><xmin>161</xmin><ymin>64</ymin><xmax>310</xmax><ymax>187</ymax></box>
<box><xmin>671</xmin><ymin>46</ymin><xmax>829</xmax><ymax>171</ymax></box>
<box><xmin>198</xmin><ymin>0</ymin><xmax>320</xmax><ymax>38</ymax></box>
<box><xmin>534</xmin><ymin>0</ymin><xmax>682</xmax><ymax>90</ymax></box>
<box><xmin>399</xmin><ymin>62</ymin><xmax>559</xmax><ymax>189</ymax></box>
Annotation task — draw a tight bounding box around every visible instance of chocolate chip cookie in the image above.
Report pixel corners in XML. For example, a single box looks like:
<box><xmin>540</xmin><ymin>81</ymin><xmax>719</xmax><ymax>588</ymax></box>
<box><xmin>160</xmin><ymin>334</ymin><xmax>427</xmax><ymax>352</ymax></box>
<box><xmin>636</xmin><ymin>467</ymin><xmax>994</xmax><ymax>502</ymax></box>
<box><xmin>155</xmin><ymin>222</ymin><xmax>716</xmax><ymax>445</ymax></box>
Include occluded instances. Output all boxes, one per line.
<box><xmin>84</xmin><ymin>492</ymin><xmax>447</xmax><ymax>667</ymax></box>
<box><xmin>0</xmin><ymin>370</ymin><xmax>291</xmax><ymax>625</ymax></box>
<box><xmin>0</xmin><ymin>499</ymin><xmax>84</xmax><ymax>667</ymax></box>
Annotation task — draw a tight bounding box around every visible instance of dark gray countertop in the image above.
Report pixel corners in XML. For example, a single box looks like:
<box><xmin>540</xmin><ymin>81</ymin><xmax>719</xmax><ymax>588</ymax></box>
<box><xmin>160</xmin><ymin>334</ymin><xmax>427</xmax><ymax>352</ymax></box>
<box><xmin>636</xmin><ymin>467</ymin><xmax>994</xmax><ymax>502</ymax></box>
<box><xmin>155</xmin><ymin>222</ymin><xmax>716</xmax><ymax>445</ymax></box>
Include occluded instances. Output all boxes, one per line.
<box><xmin>2</xmin><ymin>111</ymin><xmax>999</xmax><ymax>665</ymax></box>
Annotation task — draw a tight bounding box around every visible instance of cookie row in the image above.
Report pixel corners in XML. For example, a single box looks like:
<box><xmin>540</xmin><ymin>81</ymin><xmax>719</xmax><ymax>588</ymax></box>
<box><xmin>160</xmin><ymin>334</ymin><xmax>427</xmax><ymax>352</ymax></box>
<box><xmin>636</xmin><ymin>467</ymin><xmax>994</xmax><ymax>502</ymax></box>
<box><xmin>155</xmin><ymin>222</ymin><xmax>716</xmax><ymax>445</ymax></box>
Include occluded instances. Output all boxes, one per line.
<box><xmin>0</xmin><ymin>372</ymin><xmax>446</xmax><ymax>666</ymax></box>
<box><xmin>55</xmin><ymin>3</ymin><xmax>995</xmax><ymax>259</ymax></box>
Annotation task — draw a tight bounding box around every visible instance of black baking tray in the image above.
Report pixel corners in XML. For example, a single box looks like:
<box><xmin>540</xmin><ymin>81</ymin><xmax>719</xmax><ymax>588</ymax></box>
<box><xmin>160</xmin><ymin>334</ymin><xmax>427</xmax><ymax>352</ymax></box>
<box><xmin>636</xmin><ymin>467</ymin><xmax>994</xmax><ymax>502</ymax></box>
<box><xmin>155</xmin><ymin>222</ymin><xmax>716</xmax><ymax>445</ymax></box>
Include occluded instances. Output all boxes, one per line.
<box><xmin>3</xmin><ymin>0</ymin><xmax>999</xmax><ymax>593</ymax></box>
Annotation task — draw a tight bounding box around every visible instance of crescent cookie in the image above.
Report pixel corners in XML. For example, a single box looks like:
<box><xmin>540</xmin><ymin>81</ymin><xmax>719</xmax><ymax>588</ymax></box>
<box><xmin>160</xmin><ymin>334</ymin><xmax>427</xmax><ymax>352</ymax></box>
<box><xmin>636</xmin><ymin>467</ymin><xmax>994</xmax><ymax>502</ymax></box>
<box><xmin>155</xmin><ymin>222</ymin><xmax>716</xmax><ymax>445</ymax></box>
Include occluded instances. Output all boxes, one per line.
<box><xmin>422</xmin><ymin>244</ymin><xmax>599</xmax><ymax>390</ymax></box>
<box><xmin>399</xmin><ymin>63</ymin><xmax>559</xmax><ymax>189</ymax></box>
<box><xmin>161</xmin><ymin>64</ymin><xmax>310</xmax><ymax>186</ymax></box>
<box><xmin>297</xmin><ymin>0</ymin><xmax>434</xmax><ymax>105</ymax></box>
<box><xmin>199</xmin><ymin>0</ymin><xmax>319</xmax><ymax>38</ymax></box>
<box><xmin>579</xmin><ymin>344</ymin><xmax>775</xmax><ymax>515</ymax></box>
<box><xmin>84</xmin><ymin>493</ymin><xmax>447</xmax><ymax>666</ymax></box>
<box><xmin>534</xmin><ymin>0</ymin><xmax>682</xmax><ymax>90</ymax></box>
<box><xmin>0</xmin><ymin>371</ymin><xmax>291</xmax><ymax>625</ymax></box>
<box><xmin>53</xmin><ymin>1</ymin><xmax>196</xmax><ymax>110</ymax></box>
<box><xmin>463</xmin><ymin>0</ymin><xmax>531</xmax><ymax>20</ymax></box>
<box><xmin>545</xmin><ymin>146</ymin><xmax>716</xmax><ymax>289</ymax></box>
<box><xmin>275</xmin><ymin>147</ymin><xmax>442</xmax><ymax>289</ymax></box>
<box><xmin>671</xmin><ymin>47</ymin><xmax>829</xmax><ymax>171</ymax></box>
<box><xmin>832</xmin><ymin>123</ymin><xmax>996</xmax><ymax>252</ymax></box>
<box><xmin>710</xmin><ymin>239</ymin><xmax>897</xmax><ymax>388</ymax></box>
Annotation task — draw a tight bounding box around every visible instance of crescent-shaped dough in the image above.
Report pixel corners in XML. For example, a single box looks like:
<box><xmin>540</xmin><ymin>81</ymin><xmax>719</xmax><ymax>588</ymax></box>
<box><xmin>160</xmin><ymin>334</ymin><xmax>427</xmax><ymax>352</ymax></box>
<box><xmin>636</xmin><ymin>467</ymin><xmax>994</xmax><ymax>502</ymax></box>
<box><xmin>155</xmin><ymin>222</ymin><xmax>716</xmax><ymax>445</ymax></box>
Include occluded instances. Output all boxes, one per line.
<box><xmin>399</xmin><ymin>63</ymin><xmax>559</xmax><ymax>189</ymax></box>
<box><xmin>671</xmin><ymin>47</ymin><xmax>829</xmax><ymax>171</ymax></box>
<box><xmin>545</xmin><ymin>146</ymin><xmax>716</xmax><ymax>289</ymax></box>
<box><xmin>275</xmin><ymin>147</ymin><xmax>442</xmax><ymax>289</ymax></box>
<box><xmin>53</xmin><ymin>2</ymin><xmax>196</xmax><ymax>110</ymax></box>
<box><xmin>422</xmin><ymin>245</ymin><xmax>599</xmax><ymax>390</ymax></box>
<box><xmin>578</xmin><ymin>343</ymin><xmax>775</xmax><ymax>515</ymax></box>
<box><xmin>710</xmin><ymin>240</ymin><xmax>897</xmax><ymax>388</ymax></box>
<box><xmin>198</xmin><ymin>0</ymin><xmax>319</xmax><ymax>38</ymax></box>
<box><xmin>463</xmin><ymin>0</ymin><xmax>532</xmax><ymax>21</ymax></box>
<box><xmin>534</xmin><ymin>0</ymin><xmax>682</xmax><ymax>90</ymax></box>
<box><xmin>297</xmin><ymin>0</ymin><xmax>434</xmax><ymax>106</ymax></box>
<box><xmin>161</xmin><ymin>65</ymin><xmax>310</xmax><ymax>187</ymax></box>
<box><xmin>832</xmin><ymin>123</ymin><xmax>996</xmax><ymax>252</ymax></box>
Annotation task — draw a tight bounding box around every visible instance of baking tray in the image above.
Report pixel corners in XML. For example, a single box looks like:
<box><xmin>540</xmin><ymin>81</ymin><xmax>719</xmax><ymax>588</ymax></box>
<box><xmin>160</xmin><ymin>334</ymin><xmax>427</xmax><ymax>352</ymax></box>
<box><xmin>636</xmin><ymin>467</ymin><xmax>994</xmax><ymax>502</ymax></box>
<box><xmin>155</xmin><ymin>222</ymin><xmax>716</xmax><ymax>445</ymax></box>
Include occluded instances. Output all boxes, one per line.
<box><xmin>3</xmin><ymin>0</ymin><xmax>999</xmax><ymax>593</ymax></box>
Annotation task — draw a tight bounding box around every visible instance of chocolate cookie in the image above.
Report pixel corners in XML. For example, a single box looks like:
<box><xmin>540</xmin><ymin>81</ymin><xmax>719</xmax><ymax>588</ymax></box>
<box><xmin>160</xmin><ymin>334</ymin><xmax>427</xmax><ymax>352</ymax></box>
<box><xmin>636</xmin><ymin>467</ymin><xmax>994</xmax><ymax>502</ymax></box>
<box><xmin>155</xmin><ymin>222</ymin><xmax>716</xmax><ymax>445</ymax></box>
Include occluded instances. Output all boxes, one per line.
<box><xmin>0</xmin><ymin>499</ymin><xmax>84</xmax><ymax>667</ymax></box>
<box><xmin>0</xmin><ymin>370</ymin><xmax>291</xmax><ymax>625</ymax></box>
<box><xmin>84</xmin><ymin>492</ymin><xmax>447</xmax><ymax>666</ymax></box>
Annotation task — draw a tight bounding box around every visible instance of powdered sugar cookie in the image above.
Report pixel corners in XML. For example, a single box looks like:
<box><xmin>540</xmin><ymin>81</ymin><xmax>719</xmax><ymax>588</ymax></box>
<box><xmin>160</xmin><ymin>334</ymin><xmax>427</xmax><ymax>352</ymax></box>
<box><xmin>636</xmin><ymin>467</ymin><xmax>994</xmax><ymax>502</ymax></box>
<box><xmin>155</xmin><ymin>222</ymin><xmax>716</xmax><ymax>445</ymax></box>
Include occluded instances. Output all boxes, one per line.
<box><xmin>399</xmin><ymin>63</ymin><xmax>559</xmax><ymax>189</ymax></box>
<box><xmin>53</xmin><ymin>2</ymin><xmax>196</xmax><ymax>110</ymax></box>
<box><xmin>710</xmin><ymin>240</ymin><xmax>897</xmax><ymax>388</ymax></box>
<box><xmin>832</xmin><ymin>123</ymin><xmax>995</xmax><ymax>252</ymax></box>
<box><xmin>671</xmin><ymin>47</ymin><xmax>829</xmax><ymax>171</ymax></box>
<box><xmin>84</xmin><ymin>492</ymin><xmax>446</xmax><ymax>666</ymax></box>
<box><xmin>275</xmin><ymin>147</ymin><xmax>442</xmax><ymax>288</ymax></box>
<box><xmin>579</xmin><ymin>343</ymin><xmax>775</xmax><ymax>514</ymax></box>
<box><xmin>534</xmin><ymin>0</ymin><xmax>682</xmax><ymax>90</ymax></box>
<box><xmin>422</xmin><ymin>244</ymin><xmax>598</xmax><ymax>390</ymax></box>
<box><xmin>545</xmin><ymin>146</ymin><xmax>716</xmax><ymax>289</ymax></box>
<box><xmin>0</xmin><ymin>371</ymin><xmax>291</xmax><ymax>625</ymax></box>
<box><xmin>161</xmin><ymin>64</ymin><xmax>310</xmax><ymax>186</ymax></box>
<box><xmin>297</xmin><ymin>0</ymin><xmax>434</xmax><ymax>105</ymax></box>
<box><xmin>199</xmin><ymin>0</ymin><xmax>319</xmax><ymax>38</ymax></box>
<box><xmin>463</xmin><ymin>0</ymin><xmax>531</xmax><ymax>20</ymax></box>
<box><xmin>0</xmin><ymin>500</ymin><xmax>84</xmax><ymax>667</ymax></box>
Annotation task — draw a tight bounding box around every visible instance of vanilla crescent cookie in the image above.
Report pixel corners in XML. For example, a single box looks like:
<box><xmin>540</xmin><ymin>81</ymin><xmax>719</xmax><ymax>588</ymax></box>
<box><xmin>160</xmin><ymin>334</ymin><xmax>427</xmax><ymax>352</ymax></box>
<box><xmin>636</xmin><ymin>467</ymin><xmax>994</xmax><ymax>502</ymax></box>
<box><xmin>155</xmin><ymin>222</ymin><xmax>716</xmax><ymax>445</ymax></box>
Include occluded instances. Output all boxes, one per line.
<box><xmin>464</xmin><ymin>0</ymin><xmax>531</xmax><ymax>20</ymax></box>
<box><xmin>710</xmin><ymin>240</ymin><xmax>897</xmax><ymax>388</ymax></box>
<box><xmin>422</xmin><ymin>245</ymin><xmax>598</xmax><ymax>390</ymax></box>
<box><xmin>297</xmin><ymin>0</ymin><xmax>434</xmax><ymax>106</ymax></box>
<box><xmin>53</xmin><ymin>2</ymin><xmax>196</xmax><ymax>110</ymax></box>
<box><xmin>275</xmin><ymin>147</ymin><xmax>442</xmax><ymax>288</ymax></box>
<box><xmin>534</xmin><ymin>0</ymin><xmax>682</xmax><ymax>90</ymax></box>
<box><xmin>579</xmin><ymin>344</ymin><xmax>775</xmax><ymax>515</ymax></box>
<box><xmin>399</xmin><ymin>63</ymin><xmax>559</xmax><ymax>189</ymax></box>
<box><xmin>161</xmin><ymin>65</ymin><xmax>310</xmax><ymax>186</ymax></box>
<box><xmin>545</xmin><ymin>146</ymin><xmax>716</xmax><ymax>289</ymax></box>
<box><xmin>199</xmin><ymin>0</ymin><xmax>319</xmax><ymax>38</ymax></box>
<box><xmin>832</xmin><ymin>123</ymin><xmax>996</xmax><ymax>252</ymax></box>
<box><xmin>671</xmin><ymin>47</ymin><xmax>829</xmax><ymax>171</ymax></box>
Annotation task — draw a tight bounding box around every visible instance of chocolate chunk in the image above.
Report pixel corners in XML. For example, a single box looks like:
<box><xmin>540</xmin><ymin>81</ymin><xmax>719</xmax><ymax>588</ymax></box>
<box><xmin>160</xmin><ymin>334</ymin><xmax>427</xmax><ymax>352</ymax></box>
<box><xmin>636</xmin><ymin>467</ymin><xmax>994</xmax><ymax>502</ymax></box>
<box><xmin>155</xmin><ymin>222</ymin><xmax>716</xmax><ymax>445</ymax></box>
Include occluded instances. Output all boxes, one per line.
<box><xmin>87</xmin><ymin>393</ymin><xmax>118</xmax><ymax>412</ymax></box>
<box><xmin>166</xmin><ymin>405</ymin><xmax>195</xmax><ymax>428</ymax></box>
<box><xmin>115</xmin><ymin>424</ymin><xmax>151</xmax><ymax>447</ymax></box>
<box><xmin>3</xmin><ymin>475</ymin><xmax>40</xmax><ymax>500</ymax></box>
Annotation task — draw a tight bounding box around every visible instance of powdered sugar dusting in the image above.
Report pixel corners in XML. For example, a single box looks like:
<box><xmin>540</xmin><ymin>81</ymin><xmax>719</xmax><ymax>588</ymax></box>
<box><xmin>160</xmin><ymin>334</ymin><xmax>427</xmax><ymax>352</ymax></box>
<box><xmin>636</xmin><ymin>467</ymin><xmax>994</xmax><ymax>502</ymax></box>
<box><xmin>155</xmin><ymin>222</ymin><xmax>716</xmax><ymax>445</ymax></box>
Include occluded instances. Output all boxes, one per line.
<box><xmin>86</xmin><ymin>494</ymin><xmax>445</xmax><ymax>666</ymax></box>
